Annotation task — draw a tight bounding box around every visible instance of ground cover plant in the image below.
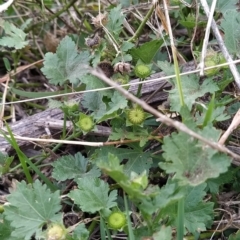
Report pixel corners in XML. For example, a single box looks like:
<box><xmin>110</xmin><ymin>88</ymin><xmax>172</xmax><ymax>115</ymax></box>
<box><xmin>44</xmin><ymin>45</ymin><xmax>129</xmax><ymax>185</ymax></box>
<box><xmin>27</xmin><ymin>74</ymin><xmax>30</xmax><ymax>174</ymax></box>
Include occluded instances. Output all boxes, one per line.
<box><xmin>1</xmin><ymin>0</ymin><xmax>240</xmax><ymax>239</ymax></box>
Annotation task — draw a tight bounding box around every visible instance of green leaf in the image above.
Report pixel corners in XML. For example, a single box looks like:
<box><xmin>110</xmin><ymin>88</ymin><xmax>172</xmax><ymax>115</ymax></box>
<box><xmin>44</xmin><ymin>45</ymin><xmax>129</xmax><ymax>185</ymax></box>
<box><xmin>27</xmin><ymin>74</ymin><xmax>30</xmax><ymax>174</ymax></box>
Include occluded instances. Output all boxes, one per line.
<box><xmin>121</xmin><ymin>41</ymin><xmax>135</xmax><ymax>52</ymax></box>
<box><xmin>0</xmin><ymin>19</ymin><xmax>28</xmax><ymax>50</ymax></box>
<box><xmin>10</xmin><ymin>88</ymin><xmax>63</xmax><ymax>98</ymax></box>
<box><xmin>140</xmin><ymin>182</ymin><xmax>185</xmax><ymax>215</ymax></box>
<box><xmin>82</xmin><ymin>92</ymin><xmax>107</xmax><ymax>120</ymax></box>
<box><xmin>227</xmin><ymin>101</ymin><xmax>240</xmax><ymax>115</ymax></box>
<box><xmin>80</xmin><ymin>74</ymin><xmax>112</xmax><ymax>97</ymax></box>
<box><xmin>152</xmin><ymin>226</ymin><xmax>172</xmax><ymax>240</ymax></box>
<box><xmin>206</xmin><ymin>170</ymin><xmax>233</xmax><ymax>194</ymax></box>
<box><xmin>97</xmin><ymin>153</ymin><xmax>148</xmax><ymax>200</ymax></box>
<box><xmin>184</xmin><ymin>184</ymin><xmax>213</xmax><ymax>233</ymax></box>
<box><xmin>229</xmin><ymin>229</ymin><xmax>240</xmax><ymax>240</ymax></box>
<box><xmin>68</xmin><ymin>177</ymin><xmax>117</xmax><ymax>213</ymax></box>
<box><xmin>109</xmin><ymin>127</ymin><xmax>150</xmax><ymax>147</ymax></box>
<box><xmin>0</xmin><ymin>216</ymin><xmax>23</xmax><ymax>240</ymax></box>
<box><xmin>93</xmin><ymin>146</ymin><xmax>152</xmax><ymax>175</ymax></box>
<box><xmin>4</xmin><ymin>180</ymin><xmax>61</xmax><ymax>240</ymax></box>
<box><xmin>112</xmin><ymin>53</ymin><xmax>132</xmax><ymax>64</ymax></box>
<box><xmin>71</xmin><ymin>224</ymin><xmax>89</xmax><ymax>240</ymax></box>
<box><xmin>207</xmin><ymin>0</ymin><xmax>238</xmax><ymax>13</ymax></box>
<box><xmin>83</xmin><ymin>91</ymin><xmax>128</xmax><ymax>122</ymax></box>
<box><xmin>130</xmin><ymin>39</ymin><xmax>164</xmax><ymax>64</ymax></box>
<box><xmin>106</xmin><ymin>5</ymin><xmax>125</xmax><ymax>36</ymax></box>
<box><xmin>196</xmin><ymin>106</ymin><xmax>230</xmax><ymax>125</ymax></box>
<box><xmin>159</xmin><ymin>131</ymin><xmax>231</xmax><ymax>185</ymax></box>
<box><xmin>160</xmin><ymin>184</ymin><xmax>213</xmax><ymax>234</ymax></box>
<box><xmin>221</xmin><ymin>9</ymin><xmax>240</xmax><ymax>56</ymax></box>
<box><xmin>0</xmin><ymin>152</ymin><xmax>13</xmax><ymax>175</ymax></box>
<box><xmin>48</xmin><ymin>99</ymin><xmax>63</xmax><ymax>109</ymax></box>
<box><xmin>41</xmin><ymin>36</ymin><xmax>91</xmax><ymax>85</ymax></box>
<box><xmin>157</xmin><ymin>61</ymin><xmax>175</xmax><ymax>78</ymax></box>
<box><xmin>52</xmin><ymin>152</ymin><xmax>101</xmax><ymax>181</ymax></box>
<box><xmin>168</xmin><ymin>75</ymin><xmax>219</xmax><ymax>112</ymax></box>
<box><xmin>104</xmin><ymin>91</ymin><xmax>128</xmax><ymax>115</ymax></box>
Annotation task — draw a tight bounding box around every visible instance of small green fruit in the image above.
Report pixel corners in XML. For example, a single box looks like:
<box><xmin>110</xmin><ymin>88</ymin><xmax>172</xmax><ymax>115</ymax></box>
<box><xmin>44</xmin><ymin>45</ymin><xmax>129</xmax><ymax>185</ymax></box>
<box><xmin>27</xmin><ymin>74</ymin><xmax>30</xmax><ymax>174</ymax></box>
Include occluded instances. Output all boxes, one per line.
<box><xmin>128</xmin><ymin>107</ymin><xmax>145</xmax><ymax>125</ymax></box>
<box><xmin>107</xmin><ymin>211</ymin><xmax>127</xmax><ymax>230</ymax></box>
<box><xmin>218</xmin><ymin>53</ymin><xmax>228</xmax><ymax>69</ymax></box>
<box><xmin>47</xmin><ymin>224</ymin><xmax>67</xmax><ymax>240</ymax></box>
<box><xmin>77</xmin><ymin>116</ymin><xmax>94</xmax><ymax>132</ymax></box>
<box><xmin>204</xmin><ymin>60</ymin><xmax>219</xmax><ymax>76</ymax></box>
<box><xmin>134</xmin><ymin>64</ymin><xmax>151</xmax><ymax>79</ymax></box>
<box><xmin>115</xmin><ymin>76</ymin><xmax>129</xmax><ymax>89</ymax></box>
<box><xmin>64</xmin><ymin>100</ymin><xmax>79</xmax><ymax>112</ymax></box>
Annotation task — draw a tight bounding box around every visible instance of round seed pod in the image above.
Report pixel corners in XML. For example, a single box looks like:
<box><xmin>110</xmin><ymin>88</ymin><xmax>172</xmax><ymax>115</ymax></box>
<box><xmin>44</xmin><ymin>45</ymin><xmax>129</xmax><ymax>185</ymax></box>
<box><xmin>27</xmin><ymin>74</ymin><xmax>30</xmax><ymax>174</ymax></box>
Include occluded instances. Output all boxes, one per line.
<box><xmin>114</xmin><ymin>62</ymin><xmax>132</xmax><ymax>74</ymax></box>
<box><xmin>78</xmin><ymin>116</ymin><xmax>94</xmax><ymax>132</ymax></box>
<box><xmin>85</xmin><ymin>35</ymin><xmax>101</xmax><ymax>48</ymax></box>
<box><xmin>134</xmin><ymin>64</ymin><xmax>151</xmax><ymax>79</ymax></box>
<box><xmin>107</xmin><ymin>211</ymin><xmax>127</xmax><ymax>230</ymax></box>
<box><xmin>128</xmin><ymin>107</ymin><xmax>145</xmax><ymax>125</ymax></box>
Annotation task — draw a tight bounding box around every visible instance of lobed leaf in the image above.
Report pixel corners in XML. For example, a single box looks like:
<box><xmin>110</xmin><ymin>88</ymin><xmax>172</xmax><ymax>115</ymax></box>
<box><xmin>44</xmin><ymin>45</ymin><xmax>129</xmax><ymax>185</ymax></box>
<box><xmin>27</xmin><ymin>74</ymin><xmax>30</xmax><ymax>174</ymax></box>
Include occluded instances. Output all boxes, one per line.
<box><xmin>0</xmin><ymin>20</ymin><xmax>28</xmax><ymax>50</ymax></box>
<box><xmin>221</xmin><ymin>9</ymin><xmax>240</xmax><ymax>56</ymax></box>
<box><xmin>93</xmin><ymin>146</ymin><xmax>152</xmax><ymax>175</ymax></box>
<box><xmin>106</xmin><ymin>5</ymin><xmax>125</xmax><ymax>36</ymax></box>
<box><xmin>4</xmin><ymin>180</ymin><xmax>61</xmax><ymax>240</ymax></box>
<box><xmin>130</xmin><ymin>39</ymin><xmax>164</xmax><ymax>64</ymax></box>
<box><xmin>159</xmin><ymin>184</ymin><xmax>213</xmax><ymax>234</ymax></box>
<box><xmin>41</xmin><ymin>36</ymin><xmax>91</xmax><ymax>85</ymax></box>
<box><xmin>52</xmin><ymin>152</ymin><xmax>101</xmax><ymax>181</ymax></box>
<box><xmin>68</xmin><ymin>177</ymin><xmax>117</xmax><ymax>213</ymax></box>
<box><xmin>160</xmin><ymin>131</ymin><xmax>231</xmax><ymax>186</ymax></box>
<box><xmin>82</xmin><ymin>91</ymin><xmax>107</xmax><ymax>120</ymax></box>
<box><xmin>168</xmin><ymin>75</ymin><xmax>219</xmax><ymax>112</ymax></box>
<box><xmin>207</xmin><ymin>0</ymin><xmax>238</xmax><ymax>13</ymax></box>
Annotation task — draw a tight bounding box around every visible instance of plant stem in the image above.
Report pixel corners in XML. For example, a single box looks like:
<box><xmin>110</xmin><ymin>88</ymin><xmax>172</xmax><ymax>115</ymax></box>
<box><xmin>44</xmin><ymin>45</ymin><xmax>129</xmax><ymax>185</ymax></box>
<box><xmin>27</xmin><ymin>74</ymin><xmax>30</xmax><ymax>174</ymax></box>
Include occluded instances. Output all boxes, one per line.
<box><xmin>62</xmin><ymin>112</ymin><xmax>67</xmax><ymax>139</ymax></box>
<box><xmin>136</xmin><ymin>78</ymin><xmax>143</xmax><ymax>97</ymax></box>
<box><xmin>128</xmin><ymin>5</ymin><xmax>155</xmax><ymax>43</ymax></box>
<box><xmin>88</xmin><ymin>220</ymin><xmax>98</xmax><ymax>235</ymax></box>
<box><xmin>52</xmin><ymin>131</ymin><xmax>82</xmax><ymax>152</ymax></box>
<box><xmin>177</xmin><ymin>197</ymin><xmax>185</xmax><ymax>240</ymax></box>
<box><xmin>124</xmin><ymin>193</ymin><xmax>135</xmax><ymax>240</ymax></box>
<box><xmin>172</xmin><ymin>47</ymin><xmax>185</xmax><ymax>107</ymax></box>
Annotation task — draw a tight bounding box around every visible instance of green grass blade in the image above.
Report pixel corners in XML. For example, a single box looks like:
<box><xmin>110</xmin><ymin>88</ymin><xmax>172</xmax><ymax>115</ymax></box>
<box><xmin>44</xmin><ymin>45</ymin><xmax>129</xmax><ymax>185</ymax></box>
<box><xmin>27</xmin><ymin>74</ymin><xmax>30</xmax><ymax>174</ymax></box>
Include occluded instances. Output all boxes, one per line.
<box><xmin>124</xmin><ymin>193</ymin><xmax>135</xmax><ymax>240</ymax></box>
<box><xmin>202</xmin><ymin>94</ymin><xmax>215</xmax><ymax>127</ymax></box>
<box><xmin>1</xmin><ymin>124</ymin><xmax>32</xmax><ymax>184</ymax></box>
<box><xmin>1</xmin><ymin>123</ymin><xmax>57</xmax><ymax>191</ymax></box>
<box><xmin>177</xmin><ymin>197</ymin><xmax>185</xmax><ymax>240</ymax></box>
<box><xmin>100</xmin><ymin>215</ymin><xmax>107</xmax><ymax>240</ymax></box>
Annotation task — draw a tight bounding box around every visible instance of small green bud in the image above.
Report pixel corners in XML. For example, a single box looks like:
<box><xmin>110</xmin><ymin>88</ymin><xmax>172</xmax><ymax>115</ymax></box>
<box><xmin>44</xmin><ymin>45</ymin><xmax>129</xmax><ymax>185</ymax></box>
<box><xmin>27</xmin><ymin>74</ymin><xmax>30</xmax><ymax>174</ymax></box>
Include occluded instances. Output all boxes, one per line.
<box><xmin>204</xmin><ymin>60</ymin><xmax>219</xmax><ymax>76</ymax></box>
<box><xmin>47</xmin><ymin>224</ymin><xmax>67</xmax><ymax>240</ymax></box>
<box><xmin>77</xmin><ymin>115</ymin><xmax>94</xmax><ymax>132</ymax></box>
<box><xmin>127</xmin><ymin>107</ymin><xmax>145</xmax><ymax>125</ymax></box>
<box><xmin>107</xmin><ymin>211</ymin><xmax>127</xmax><ymax>230</ymax></box>
<box><xmin>134</xmin><ymin>64</ymin><xmax>151</xmax><ymax>79</ymax></box>
<box><xmin>64</xmin><ymin>100</ymin><xmax>79</xmax><ymax>112</ymax></box>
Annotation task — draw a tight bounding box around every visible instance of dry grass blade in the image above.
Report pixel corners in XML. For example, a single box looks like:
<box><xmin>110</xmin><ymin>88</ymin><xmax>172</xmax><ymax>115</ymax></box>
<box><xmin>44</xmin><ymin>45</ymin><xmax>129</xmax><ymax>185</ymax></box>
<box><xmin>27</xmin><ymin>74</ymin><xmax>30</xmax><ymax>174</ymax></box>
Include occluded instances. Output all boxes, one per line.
<box><xmin>218</xmin><ymin>109</ymin><xmax>240</xmax><ymax>145</ymax></box>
